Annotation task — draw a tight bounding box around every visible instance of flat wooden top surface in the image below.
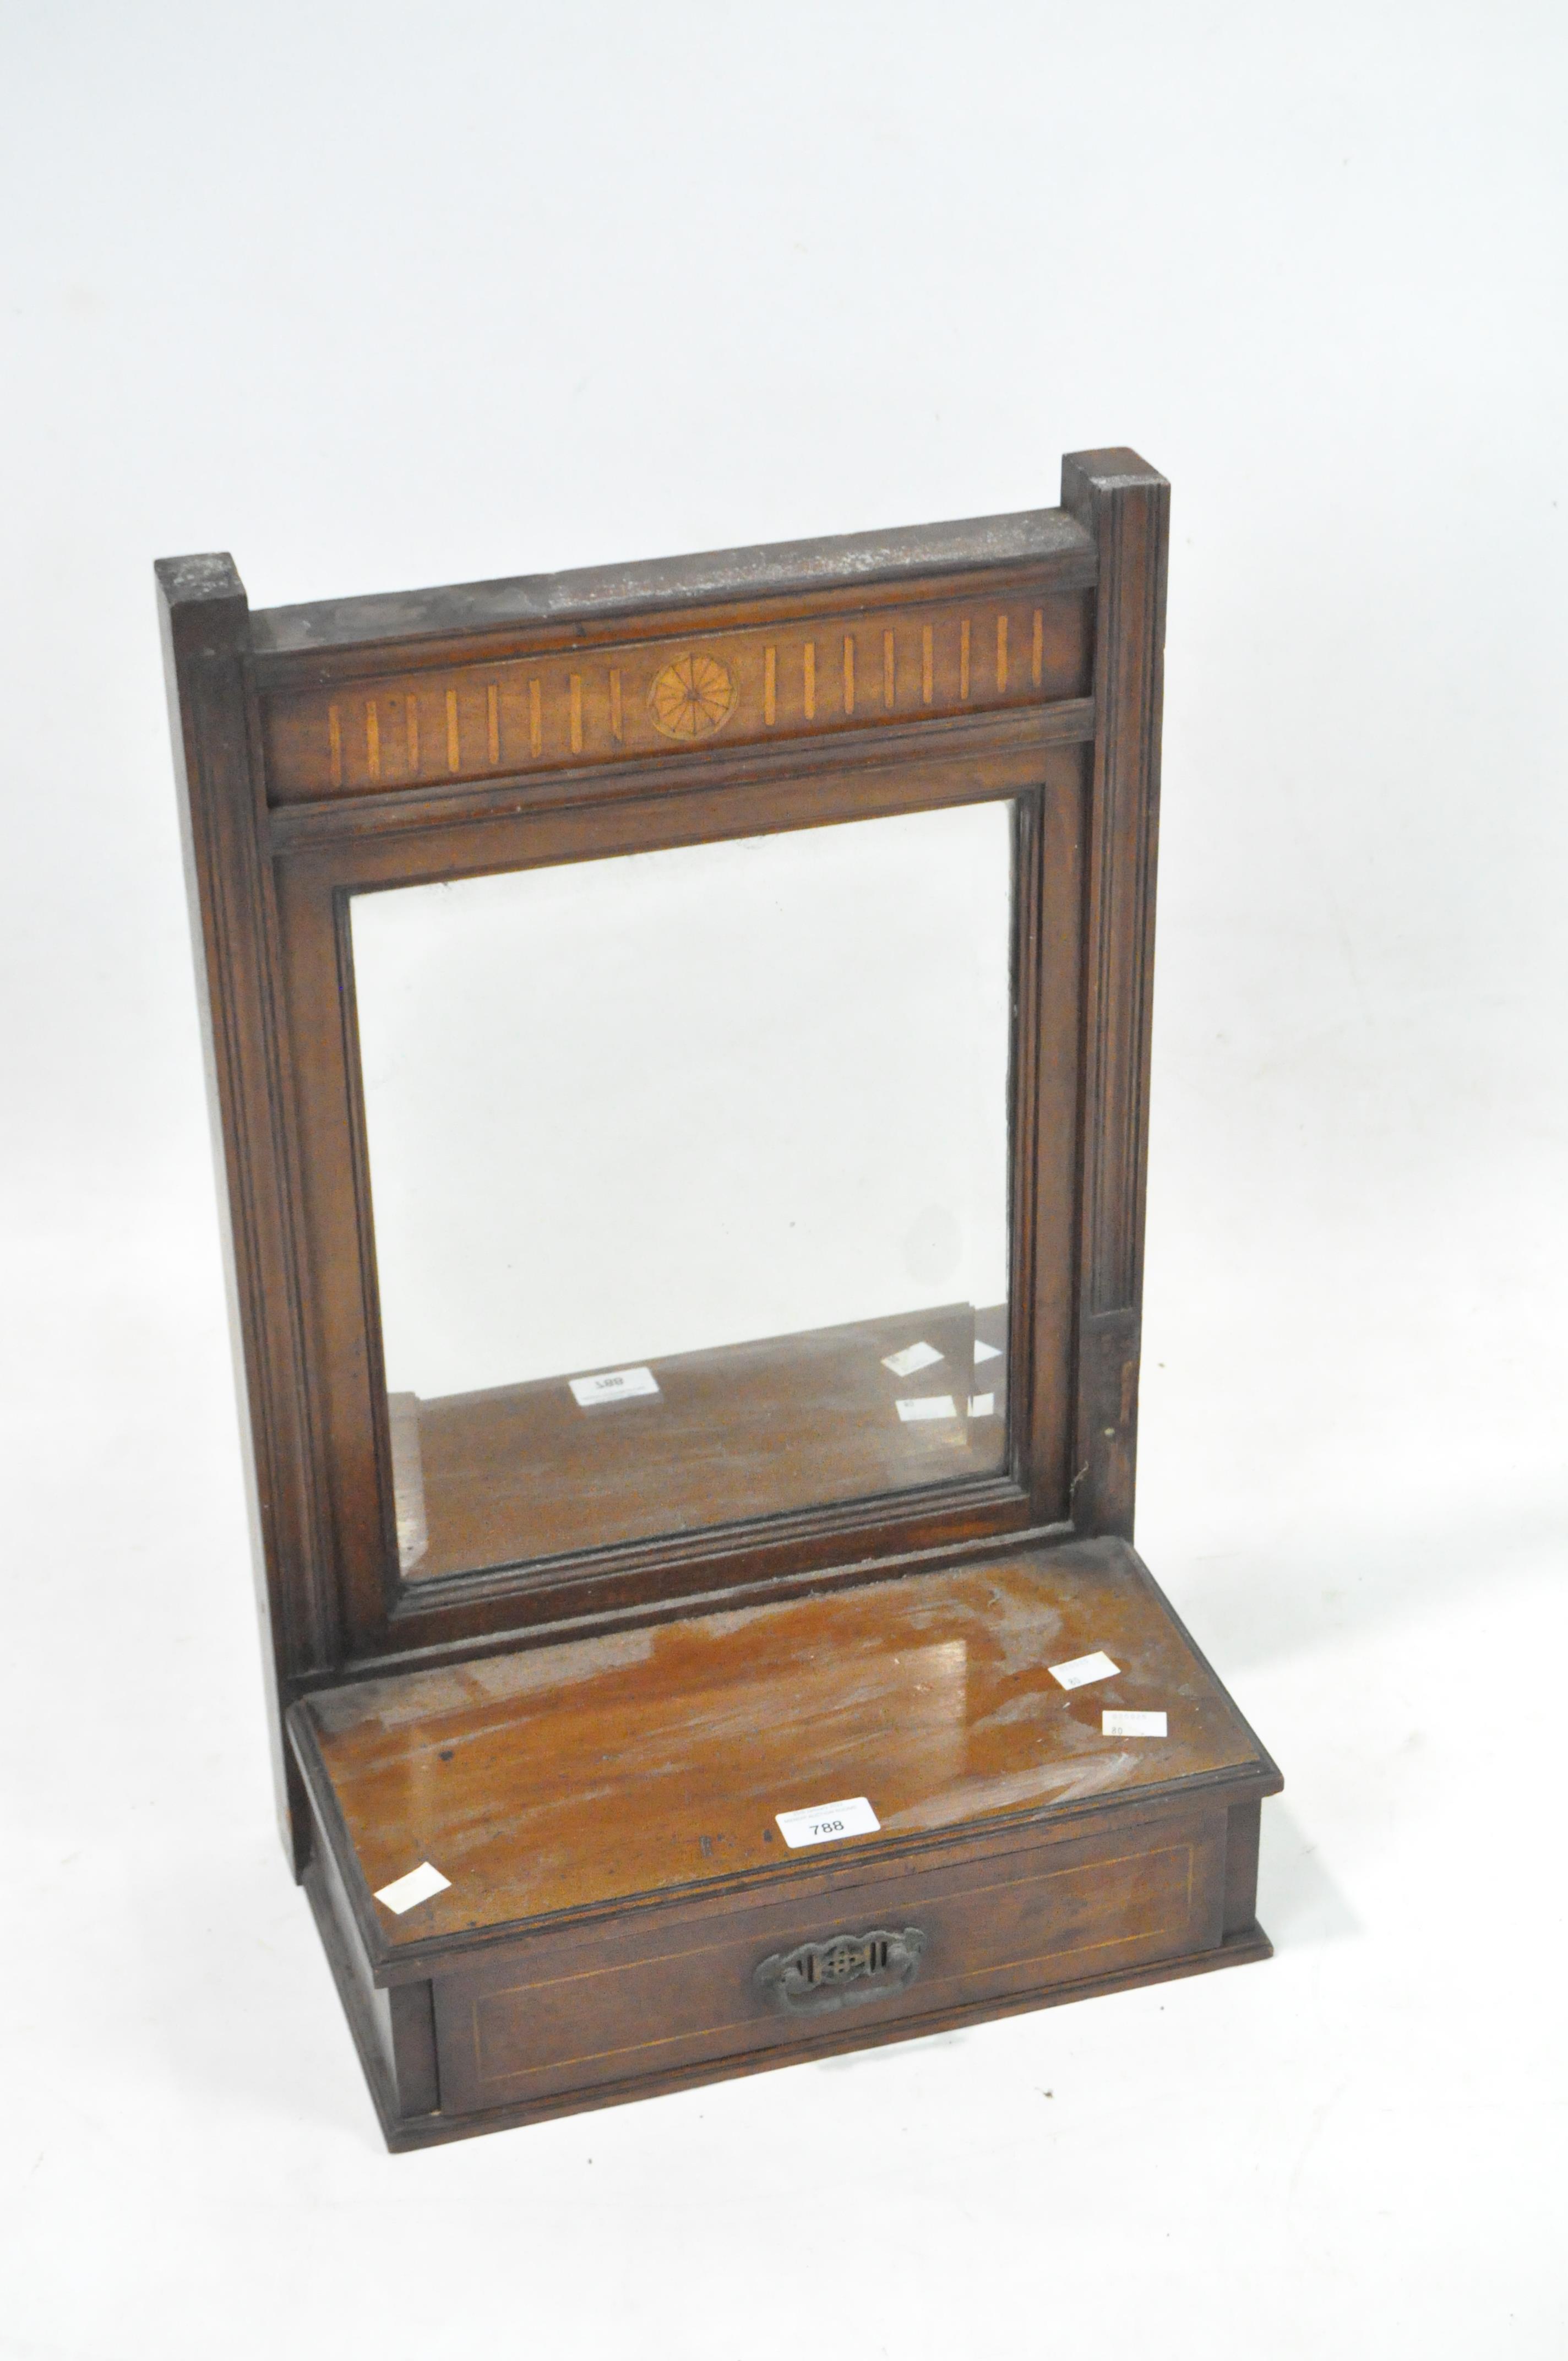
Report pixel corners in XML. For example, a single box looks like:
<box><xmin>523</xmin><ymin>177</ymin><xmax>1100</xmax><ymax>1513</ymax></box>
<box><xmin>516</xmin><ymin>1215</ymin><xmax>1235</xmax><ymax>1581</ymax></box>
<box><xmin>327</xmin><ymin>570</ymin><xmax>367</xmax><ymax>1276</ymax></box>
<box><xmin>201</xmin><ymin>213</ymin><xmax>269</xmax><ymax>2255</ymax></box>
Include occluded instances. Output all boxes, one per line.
<box><xmin>248</xmin><ymin>505</ymin><xmax>1095</xmax><ymax>656</ymax></box>
<box><xmin>300</xmin><ymin>1537</ymin><xmax>1268</xmax><ymax>1948</ymax></box>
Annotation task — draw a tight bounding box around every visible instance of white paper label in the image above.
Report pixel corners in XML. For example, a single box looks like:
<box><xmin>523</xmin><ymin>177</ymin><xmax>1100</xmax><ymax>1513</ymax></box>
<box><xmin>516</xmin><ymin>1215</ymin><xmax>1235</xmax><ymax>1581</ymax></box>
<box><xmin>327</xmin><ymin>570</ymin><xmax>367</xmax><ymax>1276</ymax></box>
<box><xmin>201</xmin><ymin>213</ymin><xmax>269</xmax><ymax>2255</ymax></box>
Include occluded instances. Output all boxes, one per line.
<box><xmin>967</xmin><ymin>1392</ymin><xmax>996</xmax><ymax>1418</ymax></box>
<box><xmin>883</xmin><ymin>1340</ymin><xmax>943</xmax><ymax>1377</ymax></box>
<box><xmin>775</xmin><ymin>1796</ymin><xmax>880</xmax><ymax>1848</ymax></box>
<box><xmin>973</xmin><ymin>1339</ymin><xmax>1003</xmax><ymax>1364</ymax></box>
<box><xmin>374</xmin><ymin>1860</ymin><xmax>451</xmax><ymax>1914</ymax></box>
<box><xmin>896</xmin><ymin>1394</ymin><xmax>958</xmax><ymax>1422</ymax></box>
<box><xmin>1049</xmin><ymin>1649</ymin><xmax>1121</xmax><ymax>1690</ymax></box>
<box><xmin>1103</xmin><ymin>1709</ymin><xmax>1167</xmax><ymax>1737</ymax></box>
<box><xmin>569</xmin><ymin>1364</ymin><xmax>660</xmax><ymax>1407</ymax></box>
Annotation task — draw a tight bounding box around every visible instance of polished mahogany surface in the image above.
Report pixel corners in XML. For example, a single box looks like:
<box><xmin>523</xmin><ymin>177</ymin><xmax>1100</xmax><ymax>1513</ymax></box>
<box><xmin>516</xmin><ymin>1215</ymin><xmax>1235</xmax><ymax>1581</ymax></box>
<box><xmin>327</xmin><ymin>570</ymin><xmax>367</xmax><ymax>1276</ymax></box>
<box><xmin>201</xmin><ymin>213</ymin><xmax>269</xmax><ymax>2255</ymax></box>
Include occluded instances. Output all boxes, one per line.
<box><xmin>301</xmin><ymin>1537</ymin><xmax>1266</xmax><ymax>1947</ymax></box>
<box><xmin>393</xmin><ymin>1302</ymin><xmax>1009</xmax><ymax>1581</ymax></box>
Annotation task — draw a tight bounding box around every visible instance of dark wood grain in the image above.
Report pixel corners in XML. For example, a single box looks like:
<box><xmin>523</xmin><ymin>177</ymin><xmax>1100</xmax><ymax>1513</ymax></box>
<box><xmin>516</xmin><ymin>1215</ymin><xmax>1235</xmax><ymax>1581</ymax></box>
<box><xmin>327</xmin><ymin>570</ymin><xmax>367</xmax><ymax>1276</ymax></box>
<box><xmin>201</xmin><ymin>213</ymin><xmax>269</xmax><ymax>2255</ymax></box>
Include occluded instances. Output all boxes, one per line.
<box><xmin>266</xmin><ymin>697</ymin><xmax>1095</xmax><ymax>854</ymax></box>
<box><xmin>293</xmin><ymin>1535</ymin><xmax>1272</xmax><ymax>1945</ymax></box>
<box><xmin>161</xmin><ymin>458</ymin><xmax>1283</xmax><ymax>2148</ymax></box>
<box><xmin>433</xmin><ymin>1812</ymin><xmax>1228</xmax><ymax>2117</ymax></box>
<box><xmin>157</xmin><ymin>556</ymin><xmax>337</xmax><ymax>1869</ymax></box>
<box><xmin>1061</xmin><ymin>449</ymin><xmax>1170</xmax><ymax>1539</ymax></box>
<box><xmin>288</xmin><ymin>1531</ymin><xmax>1278</xmax><ymax>2144</ymax></box>
<box><xmin>260</xmin><ymin>585</ymin><xmax>1092</xmax><ymax>803</ymax></box>
<box><xmin>270</xmin><ymin>737</ymin><xmax>1086</xmax><ymax>1664</ymax></box>
<box><xmin>302</xmin><ymin>1848</ymin><xmax>439</xmax><ymax>2126</ymax></box>
<box><xmin>169</xmin><ymin>532</ymin><xmax>1103</xmax><ymax>1703</ymax></box>
<box><xmin>378</xmin><ymin>1927</ymin><xmax>1277</xmax><ymax>2149</ymax></box>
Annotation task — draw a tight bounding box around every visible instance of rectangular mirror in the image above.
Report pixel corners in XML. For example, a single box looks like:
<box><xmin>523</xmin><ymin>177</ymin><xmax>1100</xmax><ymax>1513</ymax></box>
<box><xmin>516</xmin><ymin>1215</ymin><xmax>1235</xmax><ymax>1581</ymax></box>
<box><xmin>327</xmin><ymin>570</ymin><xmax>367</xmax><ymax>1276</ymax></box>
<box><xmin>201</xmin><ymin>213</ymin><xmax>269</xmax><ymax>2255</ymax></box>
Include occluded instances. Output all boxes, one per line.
<box><xmin>349</xmin><ymin>798</ymin><xmax>1015</xmax><ymax>1581</ymax></box>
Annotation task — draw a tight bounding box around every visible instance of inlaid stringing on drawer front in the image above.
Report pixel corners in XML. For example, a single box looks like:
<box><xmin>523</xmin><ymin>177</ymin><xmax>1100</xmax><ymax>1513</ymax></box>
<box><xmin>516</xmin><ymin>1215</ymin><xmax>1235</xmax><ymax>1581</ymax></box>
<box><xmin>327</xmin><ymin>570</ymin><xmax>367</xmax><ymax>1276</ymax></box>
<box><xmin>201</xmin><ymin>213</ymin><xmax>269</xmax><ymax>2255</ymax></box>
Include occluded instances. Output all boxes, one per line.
<box><xmin>259</xmin><ymin>589</ymin><xmax>1092</xmax><ymax>803</ymax></box>
<box><xmin>448</xmin><ymin>1836</ymin><xmax>1205</xmax><ymax>2104</ymax></box>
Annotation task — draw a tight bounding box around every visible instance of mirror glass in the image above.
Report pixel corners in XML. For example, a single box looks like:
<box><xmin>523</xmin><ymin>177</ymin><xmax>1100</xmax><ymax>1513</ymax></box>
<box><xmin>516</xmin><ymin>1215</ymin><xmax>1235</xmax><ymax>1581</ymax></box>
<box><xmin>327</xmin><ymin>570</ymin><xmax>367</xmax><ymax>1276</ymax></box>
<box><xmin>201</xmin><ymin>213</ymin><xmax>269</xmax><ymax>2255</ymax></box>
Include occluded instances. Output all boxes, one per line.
<box><xmin>349</xmin><ymin>799</ymin><xmax>1014</xmax><ymax>1581</ymax></box>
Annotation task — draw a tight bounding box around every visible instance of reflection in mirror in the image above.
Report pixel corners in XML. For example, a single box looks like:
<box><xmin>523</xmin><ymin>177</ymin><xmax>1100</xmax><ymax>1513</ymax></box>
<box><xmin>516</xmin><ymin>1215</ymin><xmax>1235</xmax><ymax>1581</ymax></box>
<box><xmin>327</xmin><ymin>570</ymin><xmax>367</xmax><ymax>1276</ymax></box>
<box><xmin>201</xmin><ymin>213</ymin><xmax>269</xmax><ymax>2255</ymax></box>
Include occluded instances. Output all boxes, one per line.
<box><xmin>349</xmin><ymin>800</ymin><xmax>1014</xmax><ymax>1581</ymax></box>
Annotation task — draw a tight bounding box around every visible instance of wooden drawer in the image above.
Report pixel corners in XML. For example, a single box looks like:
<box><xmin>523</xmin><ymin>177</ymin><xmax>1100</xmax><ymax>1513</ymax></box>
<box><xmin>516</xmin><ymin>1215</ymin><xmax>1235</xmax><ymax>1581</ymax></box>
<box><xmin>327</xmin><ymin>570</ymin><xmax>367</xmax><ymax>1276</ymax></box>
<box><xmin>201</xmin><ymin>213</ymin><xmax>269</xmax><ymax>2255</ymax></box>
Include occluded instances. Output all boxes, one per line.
<box><xmin>433</xmin><ymin>1809</ymin><xmax>1226</xmax><ymax>2117</ymax></box>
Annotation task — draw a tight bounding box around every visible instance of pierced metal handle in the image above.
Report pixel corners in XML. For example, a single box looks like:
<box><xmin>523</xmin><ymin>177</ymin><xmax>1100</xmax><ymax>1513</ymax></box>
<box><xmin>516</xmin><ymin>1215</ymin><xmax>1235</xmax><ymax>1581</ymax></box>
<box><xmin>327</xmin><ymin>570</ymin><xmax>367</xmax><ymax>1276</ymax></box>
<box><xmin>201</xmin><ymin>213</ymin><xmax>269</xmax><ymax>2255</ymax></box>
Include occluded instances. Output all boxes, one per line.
<box><xmin>753</xmin><ymin>1925</ymin><xmax>927</xmax><ymax>2017</ymax></box>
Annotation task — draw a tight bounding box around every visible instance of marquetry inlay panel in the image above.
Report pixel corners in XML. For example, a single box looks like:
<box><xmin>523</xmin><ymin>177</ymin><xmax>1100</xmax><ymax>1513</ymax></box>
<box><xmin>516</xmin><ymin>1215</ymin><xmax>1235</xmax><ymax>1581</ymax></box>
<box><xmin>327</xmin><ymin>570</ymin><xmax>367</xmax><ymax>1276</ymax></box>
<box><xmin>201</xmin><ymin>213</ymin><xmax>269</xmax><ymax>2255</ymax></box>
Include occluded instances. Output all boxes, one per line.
<box><xmin>258</xmin><ymin>586</ymin><xmax>1092</xmax><ymax>804</ymax></box>
<box><xmin>647</xmin><ymin>650</ymin><xmax>738</xmax><ymax>740</ymax></box>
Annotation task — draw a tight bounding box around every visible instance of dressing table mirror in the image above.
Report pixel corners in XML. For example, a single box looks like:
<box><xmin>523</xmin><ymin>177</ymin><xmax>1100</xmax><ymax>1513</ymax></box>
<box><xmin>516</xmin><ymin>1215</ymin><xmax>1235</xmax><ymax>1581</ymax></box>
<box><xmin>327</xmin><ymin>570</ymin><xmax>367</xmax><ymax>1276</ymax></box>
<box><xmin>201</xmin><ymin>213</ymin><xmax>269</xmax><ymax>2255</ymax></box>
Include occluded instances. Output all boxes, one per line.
<box><xmin>160</xmin><ymin>449</ymin><xmax>1281</xmax><ymax>2149</ymax></box>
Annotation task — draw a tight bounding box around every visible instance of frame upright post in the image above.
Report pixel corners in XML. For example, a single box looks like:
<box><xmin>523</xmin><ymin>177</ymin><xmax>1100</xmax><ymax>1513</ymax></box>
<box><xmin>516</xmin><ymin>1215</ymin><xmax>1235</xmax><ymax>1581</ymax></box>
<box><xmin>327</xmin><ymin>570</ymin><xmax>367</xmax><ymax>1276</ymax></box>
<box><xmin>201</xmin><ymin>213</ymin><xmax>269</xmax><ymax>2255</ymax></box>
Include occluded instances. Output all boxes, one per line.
<box><xmin>1060</xmin><ymin>450</ymin><xmax>1170</xmax><ymax>1540</ymax></box>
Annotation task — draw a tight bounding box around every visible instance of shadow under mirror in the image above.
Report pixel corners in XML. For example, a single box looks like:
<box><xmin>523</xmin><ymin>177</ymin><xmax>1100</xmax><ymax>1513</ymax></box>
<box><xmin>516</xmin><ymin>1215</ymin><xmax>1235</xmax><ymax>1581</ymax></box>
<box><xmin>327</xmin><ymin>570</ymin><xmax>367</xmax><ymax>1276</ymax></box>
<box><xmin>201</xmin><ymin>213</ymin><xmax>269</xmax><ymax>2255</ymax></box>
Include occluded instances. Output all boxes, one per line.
<box><xmin>349</xmin><ymin>799</ymin><xmax>1015</xmax><ymax>1582</ymax></box>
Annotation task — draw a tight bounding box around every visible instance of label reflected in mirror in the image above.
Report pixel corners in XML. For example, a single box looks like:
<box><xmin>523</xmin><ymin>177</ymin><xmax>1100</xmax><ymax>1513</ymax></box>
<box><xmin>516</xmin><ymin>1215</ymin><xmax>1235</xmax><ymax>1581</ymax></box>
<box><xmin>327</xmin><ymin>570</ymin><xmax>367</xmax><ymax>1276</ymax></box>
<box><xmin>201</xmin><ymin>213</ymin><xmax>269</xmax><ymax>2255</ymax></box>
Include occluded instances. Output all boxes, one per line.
<box><xmin>350</xmin><ymin>801</ymin><xmax>1014</xmax><ymax>1582</ymax></box>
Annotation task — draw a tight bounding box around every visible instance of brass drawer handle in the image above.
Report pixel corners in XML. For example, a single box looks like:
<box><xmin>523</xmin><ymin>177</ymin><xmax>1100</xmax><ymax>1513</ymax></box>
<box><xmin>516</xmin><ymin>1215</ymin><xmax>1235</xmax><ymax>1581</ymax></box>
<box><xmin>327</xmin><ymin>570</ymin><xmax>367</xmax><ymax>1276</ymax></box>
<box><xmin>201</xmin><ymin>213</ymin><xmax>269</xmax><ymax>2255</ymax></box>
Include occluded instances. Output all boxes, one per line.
<box><xmin>754</xmin><ymin>1926</ymin><xmax>927</xmax><ymax>2016</ymax></box>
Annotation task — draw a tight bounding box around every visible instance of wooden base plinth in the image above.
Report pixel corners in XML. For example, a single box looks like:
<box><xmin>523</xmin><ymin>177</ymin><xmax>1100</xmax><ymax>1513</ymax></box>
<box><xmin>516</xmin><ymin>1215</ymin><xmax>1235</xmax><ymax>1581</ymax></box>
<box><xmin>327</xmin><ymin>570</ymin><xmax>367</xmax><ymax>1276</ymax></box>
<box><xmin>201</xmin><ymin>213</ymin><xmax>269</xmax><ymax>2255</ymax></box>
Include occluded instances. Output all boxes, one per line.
<box><xmin>290</xmin><ymin>1535</ymin><xmax>1281</xmax><ymax>2150</ymax></box>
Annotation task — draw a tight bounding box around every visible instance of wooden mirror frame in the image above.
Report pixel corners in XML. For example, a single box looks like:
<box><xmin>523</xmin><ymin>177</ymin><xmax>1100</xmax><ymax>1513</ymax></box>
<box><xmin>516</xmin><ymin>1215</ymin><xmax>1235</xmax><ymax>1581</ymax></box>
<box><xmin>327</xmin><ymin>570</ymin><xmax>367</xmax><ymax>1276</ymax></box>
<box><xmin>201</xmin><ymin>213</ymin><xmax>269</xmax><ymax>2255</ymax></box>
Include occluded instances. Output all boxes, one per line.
<box><xmin>160</xmin><ymin>448</ymin><xmax>1167</xmax><ymax>1870</ymax></box>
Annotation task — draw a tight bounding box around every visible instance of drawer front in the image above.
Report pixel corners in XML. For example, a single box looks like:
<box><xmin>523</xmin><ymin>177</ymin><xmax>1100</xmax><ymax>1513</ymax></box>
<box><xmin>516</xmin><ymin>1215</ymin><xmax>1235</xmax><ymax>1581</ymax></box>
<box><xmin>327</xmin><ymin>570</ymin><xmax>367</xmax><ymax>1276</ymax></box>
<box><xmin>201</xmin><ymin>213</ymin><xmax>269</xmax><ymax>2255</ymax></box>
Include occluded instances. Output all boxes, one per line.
<box><xmin>433</xmin><ymin>1811</ymin><xmax>1226</xmax><ymax>2116</ymax></box>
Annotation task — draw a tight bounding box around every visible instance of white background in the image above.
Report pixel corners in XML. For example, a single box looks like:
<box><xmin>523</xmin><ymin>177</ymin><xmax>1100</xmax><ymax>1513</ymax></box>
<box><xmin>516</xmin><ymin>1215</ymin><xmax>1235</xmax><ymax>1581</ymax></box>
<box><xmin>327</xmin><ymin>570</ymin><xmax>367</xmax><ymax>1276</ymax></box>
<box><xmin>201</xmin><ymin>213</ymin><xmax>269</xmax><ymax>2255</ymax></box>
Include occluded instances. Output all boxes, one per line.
<box><xmin>2</xmin><ymin>4</ymin><xmax>1565</xmax><ymax>2357</ymax></box>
